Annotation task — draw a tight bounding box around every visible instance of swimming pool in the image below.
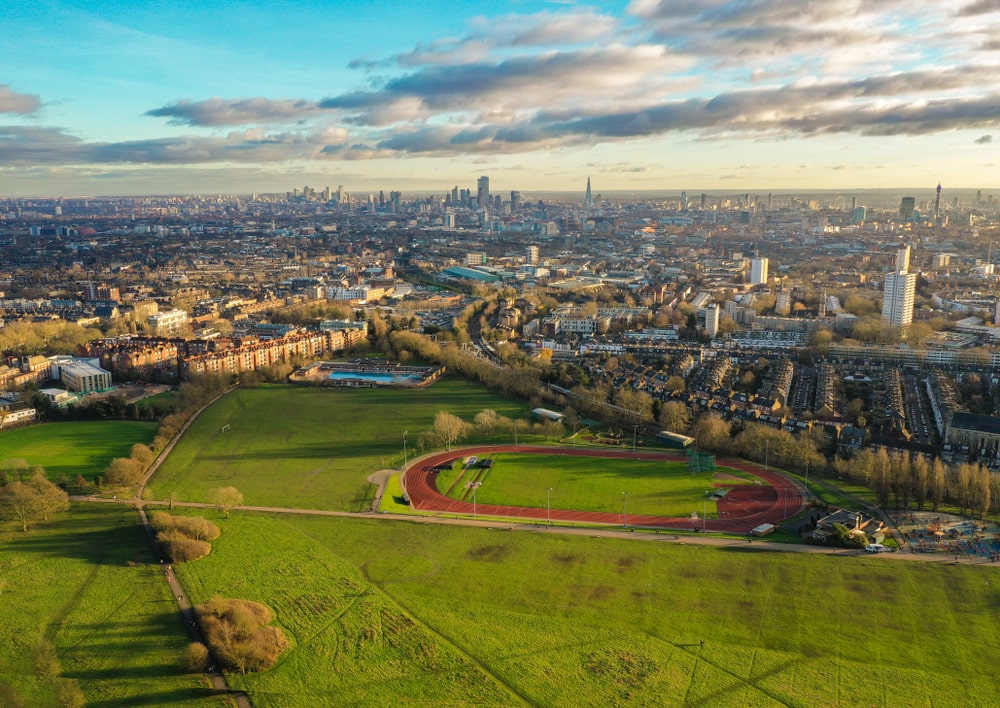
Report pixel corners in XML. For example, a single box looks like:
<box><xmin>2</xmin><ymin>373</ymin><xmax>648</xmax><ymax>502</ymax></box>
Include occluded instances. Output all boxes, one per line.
<box><xmin>328</xmin><ymin>371</ymin><xmax>422</xmax><ymax>384</ymax></box>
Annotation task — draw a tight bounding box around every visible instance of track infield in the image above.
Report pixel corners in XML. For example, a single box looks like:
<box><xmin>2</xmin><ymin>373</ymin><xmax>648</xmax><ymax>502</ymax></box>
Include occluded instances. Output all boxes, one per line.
<box><xmin>404</xmin><ymin>445</ymin><xmax>803</xmax><ymax>533</ymax></box>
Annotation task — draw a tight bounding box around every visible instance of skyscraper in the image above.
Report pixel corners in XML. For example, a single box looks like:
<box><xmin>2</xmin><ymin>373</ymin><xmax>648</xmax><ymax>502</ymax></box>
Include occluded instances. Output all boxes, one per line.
<box><xmin>750</xmin><ymin>257</ymin><xmax>769</xmax><ymax>285</ymax></box>
<box><xmin>882</xmin><ymin>271</ymin><xmax>917</xmax><ymax>327</ymax></box>
<box><xmin>510</xmin><ymin>190</ymin><xmax>521</xmax><ymax>212</ymax></box>
<box><xmin>900</xmin><ymin>196</ymin><xmax>915</xmax><ymax>221</ymax></box>
<box><xmin>896</xmin><ymin>245</ymin><xmax>911</xmax><ymax>272</ymax></box>
<box><xmin>585</xmin><ymin>177</ymin><xmax>593</xmax><ymax>207</ymax></box>
<box><xmin>477</xmin><ymin>176</ymin><xmax>489</xmax><ymax>209</ymax></box>
<box><xmin>935</xmin><ymin>183</ymin><xmax>942</xmax><ymax>219</ymax></box>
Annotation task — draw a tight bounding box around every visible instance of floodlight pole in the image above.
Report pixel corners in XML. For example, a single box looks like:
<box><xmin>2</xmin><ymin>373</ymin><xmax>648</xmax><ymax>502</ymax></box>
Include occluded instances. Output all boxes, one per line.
<box><xmin>403</xmin><ymin>430</ymin><xmax>408</xmax><ymax>473</ymax></box>
<box><xmin>804</xmin><ymin>462</ymin><xmax>809</xmax><ymax>501</ymax></box>
<box><xmin>632</xmin><ymin>423</ymin><xmax>638</xmax><ymax>453</ymax></box>
<box><xmin>473</xmin><ymin>485</ymin><xmax>478</xmax><ymax>518</ymax></box>
<box><xmin>622</xmin><ymin>491</ymin><xmax>629</xmax><ymax>528</ymax></box>
<box><xmin>547</xmin><ymin>487</ymin><xmax>553</xmax><ymax>526</ymax></box>
<box><xmin>514</xmin><ymin>419</ymin><xmax>518</xmax><ymax>446</ymax></box>
<box><xmin>765</xmin><ymin>440</ymin><xmax>769</xmax><ymax>473</ymax></box>
<box><xmin>703</xmin><ymin>497</ymin><xmax>707</xmax><ymax>532</ymax></box>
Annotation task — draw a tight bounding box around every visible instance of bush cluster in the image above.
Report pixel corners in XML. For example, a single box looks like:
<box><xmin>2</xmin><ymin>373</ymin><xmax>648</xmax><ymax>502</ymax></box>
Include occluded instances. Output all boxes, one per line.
<box><xmin>151</xmin><ymin>512</ymin><xmax>219</xmax><ymax>562</ymax></box>
<box><xmin>195</xmin><ymin>597</ymin><xmax>290</xmax><ymax>674</ymax></box>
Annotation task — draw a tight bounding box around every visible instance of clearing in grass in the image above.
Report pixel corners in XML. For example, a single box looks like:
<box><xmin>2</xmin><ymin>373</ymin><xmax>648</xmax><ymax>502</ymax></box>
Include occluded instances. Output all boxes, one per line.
<box><xmin>149</xmin><ymin>379</ymin><xmax>528</xmax><ymax>511</ymax></box>
<box><xmin>175</xmin><ymin>512</ymin><xmax>1000</xmax><ymax>707</ymax></box>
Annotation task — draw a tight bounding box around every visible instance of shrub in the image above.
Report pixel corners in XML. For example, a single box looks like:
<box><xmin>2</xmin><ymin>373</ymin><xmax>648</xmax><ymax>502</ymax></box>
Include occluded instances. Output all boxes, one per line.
<box><xmin>182</xmin><ymin>642</ymin><xmax>210</xmax><ymax>673</ymax></box>
<box><xmin>196</xmin><ymin>598</ymin><xmax>290</xmax><ymax>674</ymax></box>
<box><xmin>158</xmin><ymin>529</ymin><xmax>211</xmax><ymax>563</ymax></box>
<box><xmin>151</xmin><ymin>512</ymin><xmax>220</xmax><ymax>541</ymax></box>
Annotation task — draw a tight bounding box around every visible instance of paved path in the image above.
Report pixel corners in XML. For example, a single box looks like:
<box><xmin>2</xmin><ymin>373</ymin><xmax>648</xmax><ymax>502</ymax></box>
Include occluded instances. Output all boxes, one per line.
<box><xmin>75</xmin><ymin>495</ymin><xmax>999</xmax><ymax>566</ymax></box>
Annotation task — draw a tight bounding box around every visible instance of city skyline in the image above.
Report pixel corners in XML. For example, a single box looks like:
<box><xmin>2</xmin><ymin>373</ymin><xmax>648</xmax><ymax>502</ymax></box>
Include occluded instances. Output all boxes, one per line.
<box><xmin>4</xmin><ymin>1</ymin><xmax>1000</xmax><ymax>196</ymax></box>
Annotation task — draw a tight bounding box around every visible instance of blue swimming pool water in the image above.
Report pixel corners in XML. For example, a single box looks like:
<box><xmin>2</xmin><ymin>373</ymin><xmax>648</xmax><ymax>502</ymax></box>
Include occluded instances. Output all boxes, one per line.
<box><xmin>328</xmin><ymin>371</ymin><xmax>421</xmax><ymax>383</ymax></box>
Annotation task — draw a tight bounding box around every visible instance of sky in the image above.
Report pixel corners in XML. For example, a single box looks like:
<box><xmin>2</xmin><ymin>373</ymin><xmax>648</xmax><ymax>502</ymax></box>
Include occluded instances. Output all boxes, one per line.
<box><xmin>3</xmin><ymin>0</ymin><xmax>1000</xmax><ymax>196</ymax></box>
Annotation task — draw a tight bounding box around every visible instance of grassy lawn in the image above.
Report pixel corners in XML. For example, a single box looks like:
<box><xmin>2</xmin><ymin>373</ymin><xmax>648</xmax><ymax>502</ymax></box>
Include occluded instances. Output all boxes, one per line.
<box><xmin>442</xmin><ymin>454</ymin><xmax>724</xmax><ymax>518</ymax></box>
<box><xmin>148</xmin><ymin>379</ymin><xmax>529</xmax><ymax>511</ymax></box>
<box><xmin>0</xmin><ymin>421</ymin><xmax>158</xmax><ymax>481</ymax></box>
<box><xmin>175</xmin><ymin>512</ymin><xmax>1000</xmax><ymax>707</ymax></box>
<box><xmin>0</xmin><ymin>503</ymin><xmax>217</xmax><ymax>706</ymax></box>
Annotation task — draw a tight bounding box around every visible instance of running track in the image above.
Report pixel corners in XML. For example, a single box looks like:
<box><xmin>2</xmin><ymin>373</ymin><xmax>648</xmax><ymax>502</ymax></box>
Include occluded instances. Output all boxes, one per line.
<box><xmin>404</xmin><ymin>445</ymin><xmax>804</xmax><ymax>533</ymax></box>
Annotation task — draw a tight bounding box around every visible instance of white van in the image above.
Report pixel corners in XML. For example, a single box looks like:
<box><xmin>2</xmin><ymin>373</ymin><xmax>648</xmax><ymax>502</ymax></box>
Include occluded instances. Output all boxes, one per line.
<box><xmin>865</xmin><ymin>543</ymin><xmax>885</xmax><ymax>553</ymax></box>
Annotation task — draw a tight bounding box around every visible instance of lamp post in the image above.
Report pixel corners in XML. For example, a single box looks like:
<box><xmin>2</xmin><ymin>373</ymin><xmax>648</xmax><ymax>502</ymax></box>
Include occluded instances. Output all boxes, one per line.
<box><xmin>547</xmin><ymin>487</ymin><xmax>553</xmax><ymax>526</ymax></box>
<box><xmin>632</xmin><ymin>423</ymin><xmax>638</xmax><ymax>453</ymax></box>
<box><xmin>622</xmin><ymin>491</ymin><xmax>629</xmax><ymax>528</ymax></box>
<box><xmin>514</xmin><ymin>419</ymin><xmax>518</xmax><ymax>446</ymax></box>
<box><xmin>703</xmin><ymin>497</ymin><xmax>707</xmax><ymax>532</ymax></box>
<box><xmin>804</xmin><ymin>462</ymin><xmax>810</xmax><ymax>501</ymax></box>
<box><xmin>765</xmin><ymin>440</ymin><xmax>769</xmax><ymax>473</ymax></box>
<box><xmin>471</xmin><ymin>481</ymin><xmax>482</xmax><ymax>518</ymax></box>
<box><xmin>402</xmin><ymin>430</ymin><xmax>408</xmax><ymax>473</ymax></box>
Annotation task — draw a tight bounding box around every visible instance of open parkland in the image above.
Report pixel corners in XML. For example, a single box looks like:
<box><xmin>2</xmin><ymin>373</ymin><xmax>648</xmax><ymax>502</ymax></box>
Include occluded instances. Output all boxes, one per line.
<box><xmin>0</xmin><ymin>377</ymin><xmax>999</xmax><ymax>706</ymax></box>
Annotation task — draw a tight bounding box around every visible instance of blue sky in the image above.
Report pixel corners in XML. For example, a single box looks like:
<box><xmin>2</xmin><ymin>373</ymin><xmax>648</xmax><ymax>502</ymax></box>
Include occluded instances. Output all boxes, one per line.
<box><xmin>2</xmin><ymin>0</ymin><xmax>1000</xmax><ymax>196</ymax></box>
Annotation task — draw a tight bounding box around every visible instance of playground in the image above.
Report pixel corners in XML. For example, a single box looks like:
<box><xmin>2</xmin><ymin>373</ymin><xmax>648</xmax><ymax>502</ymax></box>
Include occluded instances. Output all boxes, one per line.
<box><xmin>892</xmin><ymin>510</ymin><xmax>1000</xmax><ymax>560</ymax></box>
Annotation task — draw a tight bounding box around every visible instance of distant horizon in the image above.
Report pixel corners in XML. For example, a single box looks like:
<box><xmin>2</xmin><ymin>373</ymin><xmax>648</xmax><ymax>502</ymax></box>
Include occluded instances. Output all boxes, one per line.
<box><xmin>3</xmin><ymin>186</ymin><xmax>998</xmax><ymax>202</ymax></box>
<box><xmin>3</xmin><ymin>2</ymin><xmax>1000</xmax><ymax>195</ymax></box>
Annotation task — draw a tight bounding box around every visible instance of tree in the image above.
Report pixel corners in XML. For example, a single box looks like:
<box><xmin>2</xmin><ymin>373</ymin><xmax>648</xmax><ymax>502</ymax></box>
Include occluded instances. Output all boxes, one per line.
<box><xmin>209</xmin><ymin>487</ymin><xmax>244</xmax><ymax>518</ymax></box>
<box><xmin>690</xmin><ymin>414</ymin><xmax>731</xmax><ymax>453</ymax></box>
<box><xmin>27</xmin><ymin>471</ymin><xmax>69</xmax><ymax>522</ymax></box>
<box><xmin>911</xmin><ymin>455</ymin><xmax>929</xmax><ymax>510</ymax></box>
<box><xmin>430</xmin><ymin>411</ymin><xmax>471</xmax><ymax>451</ymax></box>
<box><xmin>104</xmin><ymin>457</ymin><xmax>141</xmax><ymax>486</ymax></box>
<box><xmin>474</xmin><ymin>409</ymin><xmax>502</xmax><ymax>438</ymax></box>
<box><xmin>0</xmin><ymin>482</ymin><xmax>43</xmax><ymax>532</ymax></box>
<box><xmin>659</xmin><ymin>401</ymin><xmax>691</xmax><ymax>433</ymax></box>
<box><xmin>664</xmin><ymin>375</ymin><xmax>686</xmax><ymax>395</ymax></box>
<box><xmin>930</xmin><ymin>458</ymin><xmax>947</xmax><ymax>511</ymax></box>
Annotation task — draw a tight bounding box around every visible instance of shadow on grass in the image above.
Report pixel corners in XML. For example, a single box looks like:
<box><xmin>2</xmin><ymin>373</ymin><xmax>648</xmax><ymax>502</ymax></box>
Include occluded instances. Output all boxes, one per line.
<box><xmin>688</xmin><ymin>657</ymin><xmax>799</xmax><ymax>707</ymax></box>
<box><xmin>86</xmin><ymin>686</ymin><xmax>227</xmax><ymax>708</ymax></box>
<box><xmin>16</xmin><ymin>509</ymin><xmax>153</xmax><ymax>566</ymax></box>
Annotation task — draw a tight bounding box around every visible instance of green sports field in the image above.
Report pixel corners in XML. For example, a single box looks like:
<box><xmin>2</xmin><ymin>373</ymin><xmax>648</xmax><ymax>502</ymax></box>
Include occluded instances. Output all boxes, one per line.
<box><xmin>438</xmin><ymin>453</ymin><xmax>750</xmax><ymax>517</ymax></box>
<box><xmin>174</xmin><ymin>511</ymin><xmax>1000</xmax><ymax>707</ymax></box>
<box><xmin>148</xmin><ymin>380</ymin><xmax>528</xmax><ymax>511</ymax></box>
<box><xmin>0</xmin><ymin>421</ymin><xmax>158</xmax><ymax>481</ymax></box>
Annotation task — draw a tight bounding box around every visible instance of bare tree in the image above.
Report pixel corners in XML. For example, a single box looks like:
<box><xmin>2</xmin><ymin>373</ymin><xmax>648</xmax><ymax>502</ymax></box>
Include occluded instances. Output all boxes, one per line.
<box><xmin>208</xmin><ymin>487</ymin><xmax>244</xmax><ymax>518</ymax></box>
<box><xmin>431</xmin><ymin>412</ymin><xmax>471</xmax><ymax>451</ymax></box>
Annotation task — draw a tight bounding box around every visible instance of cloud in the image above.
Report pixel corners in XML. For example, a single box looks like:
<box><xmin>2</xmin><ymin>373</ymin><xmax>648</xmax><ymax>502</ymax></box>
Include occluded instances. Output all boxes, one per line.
<box><xmin>976</xmin><ymin>134</ymin><xmax>993</xmax><ymax>143</ymax></box>
<box><xmin>146</xmin><ymin>97</ymin><xmax>323</xmax><ymax>127</ymax></box>
<box><xmin>0</xmin><ymin>85</ymin><xmax>41</xmax><ymax>114</ymax></box>
<box><xmin>957</xmin><ymin>0</ymin><xmax>1000</xmax><ymax>16</ymax></box>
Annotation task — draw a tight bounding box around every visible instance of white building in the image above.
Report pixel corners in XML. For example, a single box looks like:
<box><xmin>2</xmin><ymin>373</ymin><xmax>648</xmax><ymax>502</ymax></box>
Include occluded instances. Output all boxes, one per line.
<box><xmin>147</xmin><ymin>308</ymin><xmax>189</xmax><ymax>337</ymax></box>
<box><xmin>750</xmin><ymin>257</ymin><xmax>769</xmax><ymax>285</ymax></box>
<box><xmin>882</xmin><ymin>271</ymin><xmax>917</xmax><ymax>327</ymax></box>
<box><xmin>699</xmin><ymin>304</ymin><xmax>720</xmax><ymax>338</ymax></box>
<box><xmin>49</xmin><ymin>356</ymin><xmax>112</xmax><ymax>393</ymax></box>
<box><xmin>896</xmin><ymin>245</ymin><xmax>911</xmax><ymax>272</ymax></box>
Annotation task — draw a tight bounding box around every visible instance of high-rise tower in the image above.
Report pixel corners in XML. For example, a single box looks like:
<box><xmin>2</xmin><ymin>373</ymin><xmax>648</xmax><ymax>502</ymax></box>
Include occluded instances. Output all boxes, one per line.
<box><xmin>750</xmin><ymin>257</ymin><xmax>769</xmax><ymax>285</ymax></box>
<box><xmin>585</xmin><ymin>177</ymin><xmax>593</xmax><ymax>207</ymax></box>
<box><xmin>935</xmin><ymin>183</ymin><xmax>942</xmax><ymax>219</ymax></box>
<box><xmin>477</xmin><ymin>176</ymin><xmax>489</xmax><ymax>209</ymax></box>
<box><xmin>882</xmin><ymin>271</ymin><xmax>917</xmax><ymax>327</ymax></box>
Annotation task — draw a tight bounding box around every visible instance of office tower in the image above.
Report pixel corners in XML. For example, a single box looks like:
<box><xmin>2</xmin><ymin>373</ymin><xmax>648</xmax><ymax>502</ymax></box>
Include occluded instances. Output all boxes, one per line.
<box><xmin>527</xmin><ymin>245</ymin><xmax>539</xmax><ymax>264</ymax></box>
<box><xmin>494</xmin><ymin>194</ymin><xmax>501</xmax><ymax>212</ymax></box>
<box><xmin>900</xmin><ymin>197</ymin><xmax>915</xmax><ymax>221</ymax></box>
<box><xmin>853</xmin><ymin>206</ymin><xmax>866</xmax><ymax>223</ymax></box>
<box><xmin>510</xmin><ymin>190</ymin><xmax>521</xmax><ymax>212</ymax></box>
<box><xmin>680</xmin><ymin>191</ymin><xmax>687</xmax><ymax>210</ymax></box>
<box><xmin>451</xmin><ymin>186</ymin><xmax>459</xmax><ymax>205</ymax></box>
<box><xmin>585</xmin><ymin>177</ymin><xmax>593</xmax><ymax>207</ymax></box>
<box><xmin>336</xmin><ymin>185</ymin><xmax>344</xmax><ymax>204</ymax></box>
<box><xmin>851</xmin><ymin>196</ymin><xmax>857</xmax><ymax>212</ymax></box>
<box><xmin>882</xmin><ymin>271</ymin><xmax>917</xmax><ymax>327</ymax></box>
<box><xmin>977</xmin><ymin>189</ymin><xmax>982</xmax><ymax>205</ymax></box>
<box><xmin>750</xmin><ymin>257</ymin><xmax>769</xmax><ymax>285</ymax></box>
<box><xmin>896</xmin><ymin>245</ymin><xmax>911</xmax><ymax>272</ymax></box>
<box><xmin>477</xmin><ymin>176</ymin><xmax>489</xmax><ymax>209</ymax></box>
<box><xmin>701</xmin><ymin>193</ymin><xmax>707</xmax><ymax>208</ymax></box>
<box><xmin>444</xmin><ymin>212</ymin><xmax>456</xmax><ymax>228</ymax></box>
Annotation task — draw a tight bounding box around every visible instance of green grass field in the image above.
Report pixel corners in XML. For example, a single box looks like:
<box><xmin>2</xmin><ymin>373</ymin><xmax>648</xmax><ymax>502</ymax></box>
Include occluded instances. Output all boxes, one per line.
<box><xmin>174</xmin><ymin>511</ymin><xmax>1000</xmax><ymax>707</ymax></box>
<box><xmin>0</xmin><ymin>503</ymin><xmax>218</xmax><ymax>706</ymax></box>
<box><xmin>0</xmin><ymin>421</ymin><xmax>158</xmax><ymax>481</ymax></box>
<box><xmin>148</xmin><ymin>379</ymin><xmax>529</xmax><ymax>511</ymax></box>
<box><xmin>441</xmin><ymin>454</ymin><xmax>730</xmax><ymax>518</ymax></box>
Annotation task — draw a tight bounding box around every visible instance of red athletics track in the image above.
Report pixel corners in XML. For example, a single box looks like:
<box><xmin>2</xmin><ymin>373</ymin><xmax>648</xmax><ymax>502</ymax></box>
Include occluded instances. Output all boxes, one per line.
<box><xmin>403</xmin><ymin>445</ymin><xmax>805</xmax><ymax>534</ymax></box>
